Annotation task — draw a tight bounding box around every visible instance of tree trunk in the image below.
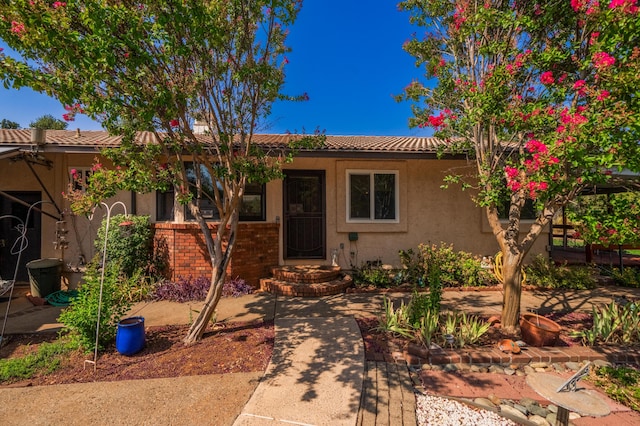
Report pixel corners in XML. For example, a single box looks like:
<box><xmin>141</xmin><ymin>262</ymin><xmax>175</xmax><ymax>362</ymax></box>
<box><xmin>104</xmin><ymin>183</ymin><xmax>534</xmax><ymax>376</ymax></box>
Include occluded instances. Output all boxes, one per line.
<box><xmin>182</xmin><ymin>210</ymin><xmax>238</xmax><ymax>345</ymax></box>
<box><xmin>183</xmin><ymin>265</ymin><xmax>225</xmax><ymax>344</ymax></box>
<box><xmin>500</xmin><ymin>249</ymin><xmax>524</xmax><ymax>333</ymax></box>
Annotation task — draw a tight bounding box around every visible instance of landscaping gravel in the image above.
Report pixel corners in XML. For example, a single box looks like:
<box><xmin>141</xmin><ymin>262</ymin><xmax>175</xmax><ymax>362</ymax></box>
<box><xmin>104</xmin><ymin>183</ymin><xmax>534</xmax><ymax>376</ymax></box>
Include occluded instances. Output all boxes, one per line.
<box><xmin>416</xmin><ymin>393</ymin><xmax>517</xmax><ymax>426</ymax></box>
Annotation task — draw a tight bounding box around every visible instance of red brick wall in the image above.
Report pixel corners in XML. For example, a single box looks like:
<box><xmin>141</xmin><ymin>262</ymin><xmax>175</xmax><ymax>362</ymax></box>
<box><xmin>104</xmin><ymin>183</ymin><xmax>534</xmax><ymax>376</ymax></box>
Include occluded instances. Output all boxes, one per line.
<box><xmin>152</xmin><ymin>222</ymin><xmax>279</xmax><ymax>288</ymax></box>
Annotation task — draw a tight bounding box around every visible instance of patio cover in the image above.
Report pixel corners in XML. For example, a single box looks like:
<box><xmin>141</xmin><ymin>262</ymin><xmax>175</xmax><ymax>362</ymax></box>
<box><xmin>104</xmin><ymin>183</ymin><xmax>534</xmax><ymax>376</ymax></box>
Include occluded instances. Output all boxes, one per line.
<box><xmin>0</xmin><ymin>147</ymin><xmax>20</xmax><ymax>160</ymax></box>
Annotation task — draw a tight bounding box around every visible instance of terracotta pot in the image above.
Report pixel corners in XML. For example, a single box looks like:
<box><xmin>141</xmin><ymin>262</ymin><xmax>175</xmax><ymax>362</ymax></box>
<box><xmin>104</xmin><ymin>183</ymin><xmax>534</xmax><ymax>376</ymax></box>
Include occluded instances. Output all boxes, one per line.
<box><xmin>520</xmin><ymin>313</ymin><xmax>561</xmax><ymax>347</ymax></box>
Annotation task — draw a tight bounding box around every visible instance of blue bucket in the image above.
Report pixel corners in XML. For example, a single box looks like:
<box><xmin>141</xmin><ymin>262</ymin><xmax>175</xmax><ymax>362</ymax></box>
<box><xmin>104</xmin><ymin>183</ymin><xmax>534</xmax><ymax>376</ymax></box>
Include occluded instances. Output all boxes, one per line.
<box><xmin>116</xmin><ymin>316</ymin><xmax>145</xmax><ymax>356</ymax></box>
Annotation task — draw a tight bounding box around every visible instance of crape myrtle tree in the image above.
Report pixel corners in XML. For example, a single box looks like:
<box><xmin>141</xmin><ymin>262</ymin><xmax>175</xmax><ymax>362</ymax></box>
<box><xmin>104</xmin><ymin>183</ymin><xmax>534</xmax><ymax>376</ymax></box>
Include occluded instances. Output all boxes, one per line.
<box><xmin>399</xmin><ymin>0</ymin><xmax>640</xmax><ymax>332</ymax></box>
<box><xmin>0</xmin><ymin>0</ymin><xmax>321</xmax><ymax>344</ymax></box>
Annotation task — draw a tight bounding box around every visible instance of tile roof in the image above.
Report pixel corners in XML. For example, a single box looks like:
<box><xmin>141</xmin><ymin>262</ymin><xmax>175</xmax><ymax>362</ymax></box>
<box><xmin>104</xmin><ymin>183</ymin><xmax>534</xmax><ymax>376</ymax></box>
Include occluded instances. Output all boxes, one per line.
<box><xmin>0</xmin><ymin>129</ymin><xmax>448</xmax><ymax>155</ymax></box>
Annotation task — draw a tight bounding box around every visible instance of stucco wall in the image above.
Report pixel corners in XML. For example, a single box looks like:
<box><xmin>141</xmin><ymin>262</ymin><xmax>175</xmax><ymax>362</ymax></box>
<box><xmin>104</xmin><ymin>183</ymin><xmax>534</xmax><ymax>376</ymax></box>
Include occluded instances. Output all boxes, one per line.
<box><xmin>274</xmin><ymin>157</ymin><xmax>549</xmax><ymax>270</ymax></box>
<box><xmin>1</xmin><ymin>150</ymin><xmax>549</xmax><ymax>285</ymax></box>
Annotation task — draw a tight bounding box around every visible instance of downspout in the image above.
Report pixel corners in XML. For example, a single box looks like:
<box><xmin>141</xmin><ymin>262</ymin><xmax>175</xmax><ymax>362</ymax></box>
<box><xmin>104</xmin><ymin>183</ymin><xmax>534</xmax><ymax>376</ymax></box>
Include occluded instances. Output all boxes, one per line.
<box><xmin>130</xmin><ymin>191</ymin><xmax>137</xmax><ymax>215</ymax></box>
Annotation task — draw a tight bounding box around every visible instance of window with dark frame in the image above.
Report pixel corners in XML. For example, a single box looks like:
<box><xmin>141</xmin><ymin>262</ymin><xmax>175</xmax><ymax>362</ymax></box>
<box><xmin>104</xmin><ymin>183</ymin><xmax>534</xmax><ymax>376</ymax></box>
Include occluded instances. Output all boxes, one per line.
<box><xmin>155</xmin><ymin>164</ymin><xmax>265</xmax><ymax>222</ymax></box>
<box><xmin>348</xmin><ymin>170</ymin><xmax>398</xmax><ymax>222</ymax></box>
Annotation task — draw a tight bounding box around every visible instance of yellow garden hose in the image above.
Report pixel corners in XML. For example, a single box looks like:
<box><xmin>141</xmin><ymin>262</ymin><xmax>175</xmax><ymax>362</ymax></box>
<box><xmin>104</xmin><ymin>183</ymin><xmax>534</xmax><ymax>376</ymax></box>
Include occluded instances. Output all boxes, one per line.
<box><xmin>494</xmin><ymin>252</ymin><xmax>526</xmax><ymax>285</ymax></box>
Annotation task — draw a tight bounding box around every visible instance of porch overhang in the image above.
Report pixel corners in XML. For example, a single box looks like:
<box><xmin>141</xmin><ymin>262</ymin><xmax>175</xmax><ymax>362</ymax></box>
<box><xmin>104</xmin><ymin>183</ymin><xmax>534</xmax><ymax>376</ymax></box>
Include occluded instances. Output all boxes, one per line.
<box><xmin>0</xmin><ymin>147</ymin><xmax>21</xmax><ymax>160</ymax></box>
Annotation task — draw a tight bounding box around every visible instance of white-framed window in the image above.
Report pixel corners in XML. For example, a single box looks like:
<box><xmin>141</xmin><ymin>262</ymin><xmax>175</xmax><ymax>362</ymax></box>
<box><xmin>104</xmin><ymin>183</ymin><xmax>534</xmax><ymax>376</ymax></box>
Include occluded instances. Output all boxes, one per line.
<box><xmin>68</xmin><ymin>167</ymin><xmax>93</xmax><ymax>192</ymax></box>
<box><xmin>347</xmin><ymin>170</ymin><xmax>399</xmax><ymax>223</ymax></box>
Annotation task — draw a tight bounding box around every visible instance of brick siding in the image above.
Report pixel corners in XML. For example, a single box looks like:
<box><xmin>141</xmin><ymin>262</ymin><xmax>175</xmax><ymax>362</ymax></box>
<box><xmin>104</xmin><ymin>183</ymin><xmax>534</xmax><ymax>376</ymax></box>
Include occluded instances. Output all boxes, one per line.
<box><xmin>152</xmin><ymin>222</ymin><xmax>279</xmax><ymax>288</ymax></box>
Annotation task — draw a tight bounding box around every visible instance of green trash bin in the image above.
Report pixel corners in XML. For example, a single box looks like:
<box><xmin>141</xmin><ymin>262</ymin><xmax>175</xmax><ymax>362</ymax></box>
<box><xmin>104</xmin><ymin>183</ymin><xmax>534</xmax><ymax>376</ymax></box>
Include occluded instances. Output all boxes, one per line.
<box><xmin>26</xmin><ymin>258</ymin><xmax>63</xmax><ymax>298</ymax></box>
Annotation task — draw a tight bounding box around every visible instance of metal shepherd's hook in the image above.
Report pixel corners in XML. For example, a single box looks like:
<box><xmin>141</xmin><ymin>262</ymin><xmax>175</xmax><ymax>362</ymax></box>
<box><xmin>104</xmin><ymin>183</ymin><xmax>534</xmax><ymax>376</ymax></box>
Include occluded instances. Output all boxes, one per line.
<box><xmin>85</xmin><ymin>201</ymin><xmax>128</xmax><ymax>371</ymax></box>
<box><xmin>1</xmin><ymin>200</ymin><xmax>53</xmax><ymax>347</ymax></box>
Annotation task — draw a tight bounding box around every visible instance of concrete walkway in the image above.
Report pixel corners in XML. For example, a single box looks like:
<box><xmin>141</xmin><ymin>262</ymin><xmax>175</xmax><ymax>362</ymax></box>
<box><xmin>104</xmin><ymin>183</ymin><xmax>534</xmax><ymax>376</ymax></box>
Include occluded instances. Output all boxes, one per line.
<box><xmin>234</xmin><ymin>317</ymin><xmax>364</xmax><ymax>425</ymax></box>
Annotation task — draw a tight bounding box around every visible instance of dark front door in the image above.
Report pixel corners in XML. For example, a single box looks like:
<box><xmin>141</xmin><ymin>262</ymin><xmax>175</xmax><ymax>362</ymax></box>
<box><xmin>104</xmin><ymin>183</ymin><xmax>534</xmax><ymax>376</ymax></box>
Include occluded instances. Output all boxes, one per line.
<box><xmin>283</xmin><ymin>170</ymin><xmax>325</xmax><ymax>259</ymax></box>
<box><xmin>0</xmin><ymin>192</ymin><xmax>42</xmax><ymax>282</ymax></box>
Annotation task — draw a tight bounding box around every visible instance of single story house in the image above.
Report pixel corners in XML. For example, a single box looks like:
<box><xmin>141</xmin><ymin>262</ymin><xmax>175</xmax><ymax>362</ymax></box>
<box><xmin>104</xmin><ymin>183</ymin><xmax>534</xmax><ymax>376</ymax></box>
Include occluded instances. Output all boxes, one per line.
<box><xmin>0</xmin><ymin>128</ymin><xmax>549</xmax><ymax>288</ymax></box>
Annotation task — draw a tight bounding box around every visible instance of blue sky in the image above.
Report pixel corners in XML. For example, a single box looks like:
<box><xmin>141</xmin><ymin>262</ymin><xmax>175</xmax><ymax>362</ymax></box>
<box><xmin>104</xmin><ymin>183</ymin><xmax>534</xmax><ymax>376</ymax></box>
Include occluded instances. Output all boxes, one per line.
<box><xmin>0</xmin><ymin>1</ymin><xmax>430</xmax><ymax>137</ymax></box>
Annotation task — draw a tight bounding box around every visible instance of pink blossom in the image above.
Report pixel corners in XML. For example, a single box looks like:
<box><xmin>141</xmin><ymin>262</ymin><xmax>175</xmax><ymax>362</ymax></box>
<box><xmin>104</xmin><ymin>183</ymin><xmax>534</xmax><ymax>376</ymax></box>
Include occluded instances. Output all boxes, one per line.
<box><xmin>597</xmin><ymin>90</ymin><xmax>610</xmax><ymax>100</ymax></box>
<box><xmin>52</xmin><ymin>1</ymin><xmax>66</xmax><ymax>8</ymax></box>
<box><xmin>70</xmin><ymin>168</ymin><xmax>78</xmax><ymax>177</ymax></box>
<box><xmin>427</xmin><ymin>113</ymin><xmax>446</xmax><ymax>129</ymax></box>
<box><xmin>589</xmin><ymin>32</ymin><xmax>600</xmax><ymax>45</ymax></box>
<box><xmin>11</xmin><ymin>21</ymin><xmax>25</xmax><ymax>35</ymax></box>
<box><xmin>507</xmin><ymin>180</ymin><xmax>521</xmax><ymax>192</ymax></box>
<box><xmin>573</xmin><ymin>80</ymin><xmax>587</xmax><ymax>96</ymax></box>
<box><xmin>573</xmin><ymin>80</ymin><xmax>586</xmax><ymax>89</ymax></box>
<box><xmin>453</xmin><ymin>6</ymin><xmax>467</xmax><ymax>30</ymax></box>
<box><xmin>571</xmin><ymin>0</ymin><xmax>586</xmax><ymax>11</ymax></box>
<box><xmin>540</xmin><ymin>71</ymin><xmax>554</xmax><ymax>85</ymax></box>
<box><xmin>504</xmin><ymin>166</ymin><xmax>519</xmax><ymax>179</ymax></box>
<box><xmin>169</xmin><ymin>119</ymin><xmax>179</xmax><ymax>127</ymax></box>
<box><xmin>593</xmin><ymin>51</ymin><xmax>616</xmax><ymax>68</ymax></box>
<box><xmin>526</xmin><ymin>139</ymin><xmax>548</xmax><ymax>154</ymax></box>
<box><xmin>613</xmin><ymin>0</ymin><xmax>640</xmax><ymax>13</ymax></box>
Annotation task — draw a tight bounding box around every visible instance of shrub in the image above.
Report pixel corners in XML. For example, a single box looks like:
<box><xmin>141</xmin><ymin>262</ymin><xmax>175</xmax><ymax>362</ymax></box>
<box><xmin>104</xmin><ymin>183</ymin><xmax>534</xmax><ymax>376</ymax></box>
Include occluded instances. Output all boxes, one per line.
<box><xmin>376</xmin><ymin>293</ymin><xmax>490</xmax><ymax>348</ymax></box>
<box><xmin>222</xmin><ymin>277</ymin><xmax>253</xmax><ymax>297</ymax></box>
<box><xmin>611</xmin><ymin>267</ymin><xmax>640</xmax><ymax>288</ymax></box>
<box><xmin>95</xmin><ymin>214</ymin><xmax>166</xmax><ymax>279</ymax></box>
<box><xmin>152</xmin><ymin>276</ymin><xmax>211</xmax><ymax>302</ymax></box>
<box><xmin>525</xmin><ymin>255</ymin><xmax>597</xmax><ymax>289</ymax></box>
<box><xmin>353</xmin><ymin>262</ymin><xmax>394</xmax><ymax>288</ymax></box>
<box><xmin>58</xmin><ymin>259</ymin><xmax>134</xmax><ymax>352</ymax></box>
<box><xmin>419</xmin><ymin>243</ymin><xmax>496</xmax><ymax>288</ymax></box>
<box><xmin>118</xmin><ymin>268</ymin><xmax>159</xmax><ymax>303</ymax></box>
<box><xmin>572</xmin><ymin>301</ymin><xmax>640</xmax><ymax>346</ymax></box>
<box><xmin>590</xmin><ymin>365</ymin><xmax>640</xmax><ymax>412</ymax></box>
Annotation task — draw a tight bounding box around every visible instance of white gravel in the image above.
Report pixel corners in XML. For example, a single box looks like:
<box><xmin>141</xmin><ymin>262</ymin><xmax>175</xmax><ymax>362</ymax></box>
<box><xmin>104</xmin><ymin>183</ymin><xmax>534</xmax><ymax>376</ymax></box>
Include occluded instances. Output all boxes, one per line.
<box><xmin>416</xmin><ymin>393</ymin><xmax>517</xmax><ymax>426</ymax></box>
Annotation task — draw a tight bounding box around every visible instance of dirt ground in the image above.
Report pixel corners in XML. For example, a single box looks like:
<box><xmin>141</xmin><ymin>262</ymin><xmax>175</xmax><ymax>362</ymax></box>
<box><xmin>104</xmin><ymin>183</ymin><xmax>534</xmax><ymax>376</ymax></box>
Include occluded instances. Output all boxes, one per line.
<box><xmin>0</xmin><ymin>320</ymin><xmax>274</xmax><ymax>387</ymax></box>
<box><xmin>0</xmin><ymin>311</ymin><xmax>590</xmax><ymax>388</ymax></box>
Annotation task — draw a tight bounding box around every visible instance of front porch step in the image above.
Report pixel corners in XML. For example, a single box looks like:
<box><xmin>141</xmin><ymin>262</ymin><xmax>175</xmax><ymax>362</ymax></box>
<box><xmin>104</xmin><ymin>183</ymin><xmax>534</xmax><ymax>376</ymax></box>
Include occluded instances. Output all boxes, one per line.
<box><xmin>260</xmin><ymin>275</ymin><xmax>353</xmax><ymax>297</ymax></box>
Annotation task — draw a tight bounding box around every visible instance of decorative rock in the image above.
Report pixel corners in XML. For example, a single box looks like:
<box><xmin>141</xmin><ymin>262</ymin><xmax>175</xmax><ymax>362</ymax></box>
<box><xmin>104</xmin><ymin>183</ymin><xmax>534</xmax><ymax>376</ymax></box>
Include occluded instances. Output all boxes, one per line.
<box><xmin>421</xmin><ymin>364</ymin><xmax>432</xmax><ymax>371</ymax></box>
<box><xmin>443</xmin><ymin>363</ymin><xmax>458</xmax><ymax>372</ymax></box>
<box><xmin>430</xmin><ymin>364</ymin><xmax>443</xmax><ymax>371</ymax></box>
<box><xmin>488</xmin><ymin>394</ymin><xmax>502</xmax><ymax>406</ymax></box>
<box><xmin>528</xmin><ymin>414</ymin><xmax>551</xmax><ymax>426</ymax></box>
<box><xmin>519</xmin><ymin>397</ymin><xmax>537</xmax><ymax>407</ymax></box>
<box><xmin>470</xmin><ymin>364</ymin><xmax>481</xmax><ymax>372</ymax></box>
<box><xmin>529</xmin><ymin>405</ymin><xmax>550</xmax><ymax>418</ymax></box>
<box><xmin>516</xmin><ymin>369</ymin><xmax>527</xmax><ymax>377</ymax></box>
<box><xmin>474</xmin><ymin>397</ymin><xmax>497</xmax><ymax>409</ymax></box>
<box><xmin>535</xmin><ymin>367</ymin><xmax>547</xmax><ymax>373</ymax></box>
<box><xmin>523</xmin><ymin>365</ymin><xmax>536</xmax><ymax>375</ymax></box>
<box><xmin>547</xmin><ymin>404</ymin><xmax>558</xmax><ymax>414</ymax></box>
<box><xmin>512</xmin><ymin>403</ymin><xmax>528</xmax><ymax>415</ymax></box>
<box><xmin>489</xmin><ymin>365</ymin><xmax>505</xmax><ymax>374</ymax></box>
<box><xmin>569</xmin><ymin>412</ymin><xmax>581</xmax><ymax>420</ymax></box>
<box><xmin>504</xmin><ymin>367</ymin><xmax>516</xmax><ymax>376</ymax></box>
<box><xmin>546</xmin><ymin>413</ymin><xmax>558</xmax><ymax>424</ymax></box>
<box><xmin>500</xmin><ymin>404</ymin><xmax>528</xmax><ymax>421</ymax></box>
<box><xmin>552</xmin><ymin>362</ymin><xmax>566</xmax><ymax>372</ymax></box>
<box><xmin>565</xmin><ymin>361</ymin><xmax>581</xmax><ymax>371</ymax></box>
<box><xmin>530</xmin><ymin>362</ymin><xmax>549</xmax><ymax>369</ymax></box>
<box><xmin>594</xmin><ymin>359</ymin><xmax>612</xmax><ymax>368</ymax></box>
